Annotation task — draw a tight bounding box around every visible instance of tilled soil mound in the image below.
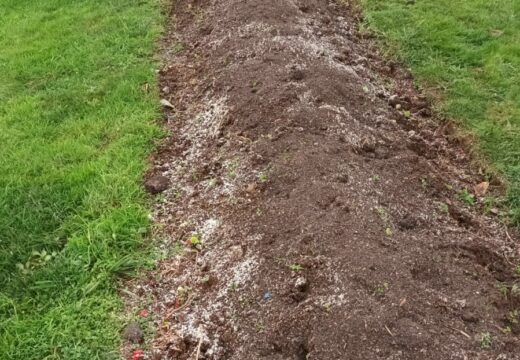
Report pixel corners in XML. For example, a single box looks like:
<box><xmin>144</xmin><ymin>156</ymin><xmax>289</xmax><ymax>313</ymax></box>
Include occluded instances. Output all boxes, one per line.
<box><xmin>126</xmin><ymin>0</ymin><xmax>520</xmax><ymax>359</ymax></box>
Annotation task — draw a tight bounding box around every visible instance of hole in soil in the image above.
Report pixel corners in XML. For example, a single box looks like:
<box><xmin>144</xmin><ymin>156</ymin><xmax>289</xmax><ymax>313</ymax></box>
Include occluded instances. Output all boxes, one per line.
<box><xmin>296</xmin><ymin>342</ymin><xmax>309</xmax><ymax>360</ymax></box>
<box><xmin>454</xmin><ymin>245</ymin><xmax>512</xmax><ymax>282</ymax></box>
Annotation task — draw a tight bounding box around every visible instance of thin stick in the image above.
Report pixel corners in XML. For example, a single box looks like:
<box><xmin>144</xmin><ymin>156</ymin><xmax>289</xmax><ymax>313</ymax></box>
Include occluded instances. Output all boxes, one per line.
<box><xmin>492</xmin><ymin>323</ymin><xmax>508</xmax><ymax>333</ymax></box>
<box><xmin>166</xmin><ymin>295</ymin><xmax>194</xmax><ymax>318</ymax></box>
<box><xmin>120</xmin><ymin>288</ymin><xmax>139</xmax><ymax>299</ymax></box>
<box><xmin>195</xmin><ymin>334</ymin><xmax>203</xmax><ymax>360</ymax></box>
<box><xmin>384</xmin><ymin>325</ymin><xmax>394</xmax><ymax>337</ymax></box>
<box><xmin>446</xmin><ymin>325</ymin><xmax>471</xmax><ymax>339</ymax></box>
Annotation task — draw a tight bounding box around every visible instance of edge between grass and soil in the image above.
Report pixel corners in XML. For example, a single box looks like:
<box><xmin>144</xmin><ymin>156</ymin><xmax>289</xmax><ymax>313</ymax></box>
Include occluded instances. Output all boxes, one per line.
<box><xmin>0</xmin><ymin>0</ymin><xmax>165</xmax><ymax>358</ymax></box>
<box><xmin>360</xmin><ymin>0</ymin><xmax>520</xmax><ymax>224</ymax></box>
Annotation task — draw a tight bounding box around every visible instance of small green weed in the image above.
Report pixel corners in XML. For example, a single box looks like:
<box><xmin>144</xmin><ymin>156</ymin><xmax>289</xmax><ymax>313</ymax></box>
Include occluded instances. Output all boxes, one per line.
<box><xmin>255</xmin><ymin>321</ymin><xmax>266</xmax><ymax>333</ymax></box>
<box><xmin>229</xmin><ymin>282</ymin><xmax>239</xmax><ymax>292</ymax></box>
<box><xmin>374</xmin><ymin>282</ymin><xmax>389</xmax><ymax>297</ymax></box>
<box><xmin>172</xmin><ymin>42</ymin><xmax>184</xmax><ymax>54</ymax></box>
<box><xmin>376</xmin><ymin>207</ymin><xmax>389</xmax><ymax>221</ymax></box>
<box><xmin>226</xmin><ymin>159</ymin><xmax>240</xmax><ymax>179</ymax></box>
<box><xmin>515</xmin><ymin>265</ymin><xmax>520</xmax><ymax>276</ymax></box>
<box><xmin>512</xmin><ymin>283</ymin><xmax>520</xmax><ymax>297</ymax></box>
<box><xmin>177</xmin><ymin>286</ymin><xmax>192</xmax><ymax>303</ymax></box>
<box><xmin>371</xmin><ymin>175</ymin><xmax>381</xmax><ymax>182</ymax></box>
<box><xmin>497</xmin><ymin>282</ymin><xmax>520</xmax><ymax>299</ymax></box>
<box><xmin>438</xmin><ymin>202</ymin><xmax>450</xmax><ymax>214</ymax></box>
<box><xmin>273</xmin><ymin>256</ymin><xmax>287</xmax><ymax>266</ymax></box>
<box><xmin>376</xmin><ymin>207</ymin><xmax>393</xmax><ymax>236</ymax></box>
<box><xmin>498</xmin><ymin>283</ymin><xmax>510</xmax><ymax>298</ymax></box>
<box><xmin>188</xmin><ymin>233</ymin><xmax>202</xmax><ymax>249</ymax></box>
<box><xmin>458</xmin><ymin>188</ymin><xmax>476</xmax><ymax>206</ymax></box>
<box><xmin>508</xmin><ymin>309</ymin><xmax>519</xmax><ymax>324</ymax></box>
<box><xmin>420</xmin><ymin>177</ymin><xmax>429</xmax><ymax>190</ymax></box>
<box><xmin>385</xmin><ymin>227</ymin><xmax>393</xmax><ymax>237</ymax></box>
<box><xmin>288</xmin><ymin>263</ymin><xmax>304</xmax><ymax>272</ymax></box>
<box><xmin>479</xmin><ymin>332</ymin><xmax>492</xmax><ymax>349</ymax></box>
<box><xmin>15</xmin><ymin>250</ymin><xmax>58</xmax><ymax>274</ymax></box>
<box><xmin>323</xmin><ymin>303</ymin><xmax>333</xmax><ymax>313</ymax></box>
<box><xmin>258</xmin><ymin>172</ymin><xmax>269</xmax><ymax>183</ymax></box>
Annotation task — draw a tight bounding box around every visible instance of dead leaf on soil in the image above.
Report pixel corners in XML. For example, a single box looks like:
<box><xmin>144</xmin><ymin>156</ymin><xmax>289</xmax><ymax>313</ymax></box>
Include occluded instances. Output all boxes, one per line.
<box><xmin>490</xmin><ymin>29</ymin><xmax>504</xmax><ymax>37</ymax></box>
<box><xmin>160</xmin><ymin>98</ymin><xmax>175</xmax><ymax>109</ymax></box>
<box><xmin>473</xmin><ymin>181</ymin><xmax>489</xmax><ymax>197</ymax></box>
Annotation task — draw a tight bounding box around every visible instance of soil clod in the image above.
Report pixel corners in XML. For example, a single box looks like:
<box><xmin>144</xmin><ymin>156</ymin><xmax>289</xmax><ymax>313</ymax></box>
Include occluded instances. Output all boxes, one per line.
<box><xmin>123</xmin><ymin>322</ymin><xmax>144</xmax><ymax>344</ymax></box>
<box><xmin>144</xmin><ymin>175</ymin><xmax>169</xmax><ymax>194</ymax></box>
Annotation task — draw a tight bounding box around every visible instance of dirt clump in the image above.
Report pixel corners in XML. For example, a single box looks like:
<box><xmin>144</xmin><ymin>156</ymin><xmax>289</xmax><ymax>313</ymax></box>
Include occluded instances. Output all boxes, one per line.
<box><xmin>122</xmin><ymin>0</ymin><xmax>520</xmax><ymax>359</ymax></box>
<box><xmin>144</xmin><ymin>174</ymin><xmax>170</xmax><ymax>194</ymax></box>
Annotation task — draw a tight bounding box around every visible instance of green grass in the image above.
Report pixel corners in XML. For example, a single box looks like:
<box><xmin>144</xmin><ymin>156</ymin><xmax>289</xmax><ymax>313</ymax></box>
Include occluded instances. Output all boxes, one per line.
<box><xmin>361</xmin><ymin>0</ymin><xmax>520</xmax><ymax>222</ymax></box>
<box><xmin>0</xmin><ymin>0</ymin><xmax>163</xmax><ymax>358</ymax></box>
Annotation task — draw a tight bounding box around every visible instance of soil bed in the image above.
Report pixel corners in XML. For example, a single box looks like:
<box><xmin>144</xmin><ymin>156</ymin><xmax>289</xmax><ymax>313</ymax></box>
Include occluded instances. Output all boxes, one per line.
<box><xmin>126</xmin><ymin>0</ymin><xmax>520</xmax><ymax>358</ymax></box>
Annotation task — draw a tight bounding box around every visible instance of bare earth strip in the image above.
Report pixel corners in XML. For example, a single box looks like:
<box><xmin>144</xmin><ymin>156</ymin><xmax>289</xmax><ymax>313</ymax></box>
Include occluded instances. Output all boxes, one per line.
<box><xmin>124</xmin><ymin>1</ymin><xmax>520</xmax><ymax>359</ymax></box>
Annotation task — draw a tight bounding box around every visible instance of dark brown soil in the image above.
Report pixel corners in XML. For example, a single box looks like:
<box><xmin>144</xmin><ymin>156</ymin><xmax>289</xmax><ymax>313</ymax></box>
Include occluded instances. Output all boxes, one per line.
<box><xmin>125</xmin><ymin>0</ymin><xmax>520</xmax><ymax>359</ymax></box>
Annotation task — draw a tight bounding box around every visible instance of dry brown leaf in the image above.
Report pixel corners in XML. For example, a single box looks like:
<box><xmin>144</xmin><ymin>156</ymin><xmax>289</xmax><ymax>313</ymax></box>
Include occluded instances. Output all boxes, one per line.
<box><xmin>473</xmin><ymin>181</ymin><xmax>489</xmax><ymax>197</ymax></box>
<box><xmin>160</xmin><ymin>98</ymin><xmax>175</xmax><ymax>109</ymax></box>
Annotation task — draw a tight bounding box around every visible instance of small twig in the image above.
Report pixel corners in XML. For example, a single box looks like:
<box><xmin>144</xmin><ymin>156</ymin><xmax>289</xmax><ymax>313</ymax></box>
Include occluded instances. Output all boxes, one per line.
<box><xmin>120</xmin><ymin>288</ymin><xmax>139</xmax><ymax>299</ymax></box>
<box><xmin>502</xmin><ymin>228</ymin><xmax>517</xmax><ymax>267</ymax></box>
<box><xmin>166</xmin><ymin>295</ymin><xmax>194</xmax><ymax>318</ymax></box>
<box><xmin>492</xmin><ymin>323</ymin><xmax>508</xmax><ymax>333</ymax></box>
<box><xmin>446</xmin><ymin>325</ymin><xmax>471</xmax><ymax>339</ymax></box>
<box><xmin>195</xmin><ymin>333</ymin><xmax>203</xmax><ymax>360</ymax></box>
<box><xmin>504</xmin><ymin>254</ymin><xmax>516</xmax><ymax>267</ymax></box>
<box><xmin>384</xmin><ymin>325</ymin><xmax>394</xmax><ymax>337</ymax></box>
<box><xmin>176</xmin><ymin>230</ymin><xmax>187</xmax><ymax>243</ymax></box>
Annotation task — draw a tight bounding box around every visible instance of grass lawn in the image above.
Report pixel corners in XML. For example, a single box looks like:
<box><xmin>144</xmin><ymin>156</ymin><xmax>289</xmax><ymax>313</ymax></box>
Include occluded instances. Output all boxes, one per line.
<box><xmin>361</xmin><ymin>0</ymin><xmax>520</xmax><ymax>222</ymax></box>
<box><xmin>0</xmin><ymin>0</ymin><xmax>162</xmax><ymax>358</ymax></box>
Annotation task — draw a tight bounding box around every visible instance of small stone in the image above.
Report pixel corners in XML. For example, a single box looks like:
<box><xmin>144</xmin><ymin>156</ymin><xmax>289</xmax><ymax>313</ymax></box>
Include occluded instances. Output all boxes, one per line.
<box><xmin>376</xmin><ymin>90</ymin><xmax>387</xmax><ymax>99</ymax></box>
<box><xmin>123</xmin><ymin>322</ymin><xmax>144</xmax><ymax>344</ymax></box>
<box><xmin>354</xmin><ymin>56</ymin><xmax>368</xmax><ymax>66</ymax></box>
<box><xmin>298</xmin><ymin>4</ymin><xmax>309</xmax><ymax>12</ymax></box>
<box><xmin>381</xmin><ymin>65</ymin><xmax>392</xmax><ymax>74</ymax></box>
<box><xmin>291</xmin><ymin>277</ymin><xmax>309</xmax><ymax>302</ymax></box>
<box><xmin>455</xmin><ymin>299</ymin><xmax>467</xmax><ymax>308</ymax></box>
<box><xmin>397</xmin><ymin>214</ymin><xmax>418</xmax><ymax>230</ymax></box>
<box><xmin>196</xmin><ymin>256</ymin><xmax>205</xmax><ymax>267</ymax></box>
<box><xmin>388</xmin><ymin>94</ymin><xmax>399</xmax><ymax>106</ymax></box>
<box><xmin>144</xmin><ymin>175</ymin><xmax>169</xmax><ymax>194</ymax></box>
<box><xmin>334</xmin><ymin>172</ymin><xmax>349</xmax><ymax>183</ymax></box>
<box><xmin>228</xmin><ymin>245</ymin><xmax>244</xmax><ymax>260</ymax></box>
<box><xmin>361</xmin><ymin>141</ymin><xmax>376</xmax><ymax>153</ymax></box>
<box><xmin>461</xmin><ymin>312</ymin><xmax>479</xmax><ymax>323</ymax></box>
<box><xmin>247</xmin><ymin>183</ymin><xmax>257</xmax><ymax>193</ymax></box>
<box><xmin>374</xmin><ymin>146</ymin><xmax>390</xmax><ymax>159</ymax></box>
<box><xmin>295</xmin><ymin>276</ymin><xmax>309</xmax><ymax>292</ymax></box>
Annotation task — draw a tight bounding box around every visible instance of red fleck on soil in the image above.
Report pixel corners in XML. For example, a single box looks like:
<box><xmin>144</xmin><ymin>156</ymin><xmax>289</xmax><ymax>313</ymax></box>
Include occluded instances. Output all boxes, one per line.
<box><xmin>125</xmin><ymin>0</ymin><xmax>520</xmax><ymax>359</ymax></box>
